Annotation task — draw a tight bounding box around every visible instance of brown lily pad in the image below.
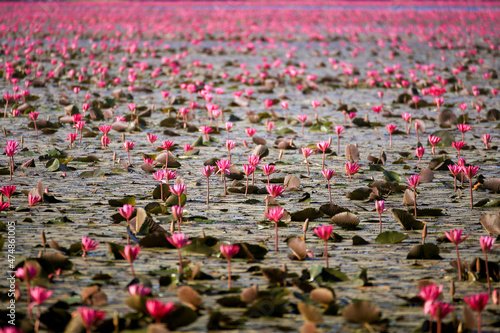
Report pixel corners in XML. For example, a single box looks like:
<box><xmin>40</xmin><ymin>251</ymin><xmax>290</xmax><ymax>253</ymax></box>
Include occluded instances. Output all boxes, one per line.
<box><xmin>343</xmin><ymin>301</ymin><xmax>381</xmax><ymax>324</ymax></box>
<box><xmin>392</xmin><ymin>208</ymin><xmax>425</xmax><ymax>230</ymax></box>
<box><xmin>479</xmin><ymin>213</ymin><xmax>500</xmax><ymax>237</ymax></box>
<box><xmin>331</xmin><ymin>212</ymin><xmax>360</xmax><ymax>230</ymax></box>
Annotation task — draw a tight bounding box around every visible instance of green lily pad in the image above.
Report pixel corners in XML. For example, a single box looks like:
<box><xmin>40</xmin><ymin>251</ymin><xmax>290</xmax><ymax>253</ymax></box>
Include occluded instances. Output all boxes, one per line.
<box><xmin>375</xmin><ymin>231</ymin><xmax>409</xmax><ymax>244</ymax></box>
<box><xmin>108</xmin><ymin>196</ymin><xmax>136</xmax><ymax>207</ymax></box>
<box><xmin>309</xmin><ymin>265</ymin><xmax>349</xmax><ymax>283</ymax></box>
<box><xmin>46</xmin><ymin>158</ymin><xmax>60</xmax><ymax>172</ymax></box>
<box><xmin>79</xmin><ymin>169</ymin><xmax>105</xmax><ymax>178</ymax></box>
<box><xmin>383</xmin><ymin>170</ymin><xmax>401</xmax><ymax>183</ymax></box>
<box><xmin>107</xmin><ymin>242</ymin><xmax>125</xmax><ymax>260</ymax></box>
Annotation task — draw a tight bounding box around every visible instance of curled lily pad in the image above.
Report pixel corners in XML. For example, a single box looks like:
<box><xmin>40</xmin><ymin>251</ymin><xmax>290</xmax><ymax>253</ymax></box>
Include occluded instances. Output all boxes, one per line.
<box><xmin>309</xmin><ymin>265</ymin><xmax>349</xmax><ymax>283</ymax></box>
<box><xmin>178</xmin><ymin>286</ymin><xmax>203</xmax><ymax>310</ymax></box>
<box><xmin>375</xmin><ymin>231</ymin><xmax>408</xmax><ymax>244</ymax></box>
<box><xmin>290</xmin><ymin>208</ymin><xmax>323</xmax><ymax>222</ymax></box>
<box><xmin>235</xmin><ymin>243</ymin><xmax>268</xmax><ymax>260</ymax></box>
<box><xmin>406</xmin><ymin>244</ymin><xmax>441</xmax><ymax>260</ymax></box>
<box><xmin>287</xmin><ymin>237</ymin><xmax>307</xmax><ymax>260</ymax></box>
<box><xmin>331</xmin><ymin>212</ymin><xmax>360</xmax><ymax>230</ymax></box>
<box><xmin>284</xmin><ymin>174</ymin><xmax>301</xmax><ymax>190</ymax></box>
<box><xmin>392</xmin><ymin>208</ymin><xmax>425</xmax><ymax>230</ymax></box>
<box><xmin>346</xmin><ymin>187</ymin><xmax>373</xmax><ymax>200</ymax></box>
<box><xmin>343</xmin><ymin>300</ymin><xmax>381</xmax><ymax>324</ymax></box>
<box><xmin>310</xmin><ymin>288</ymin><xmax>335</xmax><ymax>306</ymax></box>
<box><xmin>479</xmin><ymin>213</ymin><xmax>500</xmax><ymax>237</ymax></box>
<box><xmin>240</xmin><ymin>285</ymin><xmax>259</xmax><ymax>304</ymax></box>
<box><xmin>352</xmin><ymin>236</ymin><xmax>369</xmax><ymax>246</ymax></box>
<box><xmin>345</xmin><ymin>144</ymin><xmax>360</xmax><ymax>163</ymax></box>
<box><xmin>298</xmin><ymin>303</ymin><xmax>324</xmax><ymax>325</ymax></box>
<box><xmin>319</xmin><ymin>203</ymin><xmax>350</xmax><ymax>217</ymax></box>
<box><xmin>165</xmin><ymin>305</ymin><xmax>198</xmax><ymax>330</ymax></box>
<box><xmin>419</xmin><ymin>168</ymin><xmax>434</xmax><ymax>183</ymax></box>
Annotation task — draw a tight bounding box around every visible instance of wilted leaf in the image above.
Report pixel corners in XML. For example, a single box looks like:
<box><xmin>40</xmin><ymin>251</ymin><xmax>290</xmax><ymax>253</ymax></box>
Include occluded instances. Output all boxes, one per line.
<box><xmin>406</xmin><ymin>244</ymin><xmax>441</xmax><ymax>260</ymax></box>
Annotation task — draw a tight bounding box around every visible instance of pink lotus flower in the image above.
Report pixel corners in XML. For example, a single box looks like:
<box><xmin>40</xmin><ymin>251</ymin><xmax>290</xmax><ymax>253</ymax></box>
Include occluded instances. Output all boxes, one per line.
<box><xmin>448</xmin><ymin>164</ymin><xmax>461</xmax><ymax>192</ymax></box>
<box><xmin>120</xmin><ymin>245</ymin><xmax>140</xmax><ymax>278</ymax></box>
<box><xmin>200</xmin><ymin>165</ymin><xmax>215</xmax><ymax>204</ymax></box>
<box><xmin>167</xmin><ymin>232</ymin><xmax>191</xmax><ymax>275</ymax></box>
<box><xmin>322</xmin><ymin>169</ymin><xmax>335</xmax><ymax>203</ymax></box>
<box><xmin>464</xmin><ymin>293</ymin><xmax>489</xmax><ymax>333</ymax></box>
<box><xmin>457</xmin><ymin>123</ymin><xmax>471</xmax><ymax>142</ymax></box>
<box><xmin>335</xmin><ymin>125</ymin><xmax>344</xmax><ymax>154</ymax></box>
<box><xmin>158</xmin><ymin>140</ymin><xmax>174</xmax><ymax>151</ymax></box>
<box><xmin>200</xmin><ymin>126</ymin><xmax>213</xmax><ymax>141</ymax></box>
<box><xmin>123</xmin><ymin>141</ymin><xmax>135</xmax><ymax>165</ymax></box>
<box><xmin>265</xmin><ymin>207</ymin><xmax>285</xmax><ymax>252</ymax></box>
<box><xmin>414</xmin><ymin>146</ymin><xmax>425</xmax><ymax>163</ymax></box>
<box><xmin>264</xmin><ymin>99</ymin><xmax>273</xmax><ymax>109</ymax></box>
<box><xmin>297</xmin><ymin>114</ymin><xmax>308</xmax><ymax>136</ymax></box>
<box><xmin>98</xmin><ymin>125</ymin><xmax>111</xmax><ymax>136</ymax></box>
<box><xmin>30</xmin><ymin>286</ymin><xmax>52</xmax><ymax>305</ymax></box>
<box><xmin>78</xmin><ymin>307</ymin><xmax>106</xmax><ymax>333</ymax></box>
<box><xmin>220</xmin><ymin>244</ymin><xmax>240</xmax><ymax>289</ymax></box>
<box><xmin>118</xmin><ymin>204</ymin><xmax>135</xmax><ymax>244</ymax></box>
<box><xmin>15</xmin><ymin>263</ymin><xmax>37</xmax><ymax>282</ymax></box>
<box><xmin>28</xmin><ymin>193</ymin><xmax>41</xmax><ymax>207</ymax></box>
<box><xmin>280</xmin><ymin>101</ymin><xmax>289</xmax><ymax>123</ymax></box>
<box><xmin>170</xmin><ymin>184</ymin><xmax>186</xmax><ymax>206</ymax></box>
<box><xmin>445</xmin><ymin>229</ymin><xmax>470</xmax><ymax>280</ymax></box>
<box><xmin>262</xmin><ymin>164</ymin><xmax>276</xmax><ymax>186</ymax></box>
<box><xmin>216</xmin><ymin>159</ymin><xmax>232</xmax><ymax>195</ymax></box>
<box><xmin>406</xmin><ymin>175</ymin><xmax>420</xmax><ymax>216</ymax></box>
<box><xmin>428</xmin><ymin>135</ymin><xmax>442</xmax><ymax>157</ymax></box>
<box><xmin>146</xmin><ymin>133</ymin><xmax>158</xmax><ymax>147</ymax></box>
<box><xmin>419</xmin><ymin>284</ymin><xmax>443</xmax><ymax>304</ymax></box>
<box><xmin>225</xmin><ymin>122</ymin><xmax>233</xmax><ymax>139</ymax></box>
<box><xmin>375</xmin><ymin>200</ymin><xmax>390</xmax><ymax>233</ymax></box>
<box><xmin>426</xmin><ymin>301</ymin><xmax>454</xmax><ymax>321</ymax></box>
<box><xmin>480</xmin><ymin>235</ymin><xmax>496</xmax><ymax>294</ymax></box>
<box><xmin>146</xmin><ymin>299</ymin><xmax>175</xmax><ymax>324</ymax></box>
<box><xmin>301</xmin><ymin>147</ymin><xmax>314</xmax><ymax>176</ymax></box>
<box><xmin>402</xmin><ymin>113</ymin><xmax>412</xmax><ymax>134</ymax></box>
<box><xmin>129</xmin><ymin>284</ymin><xmax>151</xmax><ymax>297</ymax></box>
<box><xmin>482</xmin><ymin>134</ymin><xmax>491</xmax><ymax>149</ymax></box>
<box><xmin>266</xmin><ymin>184</ymin><xmax>284</xmax><ymax>198</ymax></box>
<box><xmin>386</xmin><ymin>124</ymin><xmax>397</xmax><ymax>148</ymax></box>
<box><xmin>1</xmin><ymin>185</ymin><xmax>16</xmax><ymax>206</ymax></box>
<box><xmin>313</xmin><ymin>225</ymin><xmax>333</xmax><ymax>267</ymax></box>
<box><xmin>464</xmin><ymin>165</ymin><xmax>479</xmax><ymax>209</ymax></box>
<box><xmin>316</xmin><ymin>141</ymin><xmax>330</xmax><ymax>170</ymax></box>
<box><xmin>247</xmin><ymin>155</ymin><xmax>260</xmax><ymax>166</ymax></box>
<box><xmin>243</xmin><ymin>164</ymin><xmax>256</xmax><ymax>196</ymax></box>
<box><xmin>452</xmin><ymin>140</ymin><xmax>466</xmax><ymax>158</ymax></box>
<box><xmin>345</xmin><ymin>162</ymin><xmax>360</xmax><ymax>180</ymax></box>
<box><xmin>81</xmin><ymin>236</ymin><xmax>99</xmax><ymax>258</ymax></box>
<box><xmin>245</xmin><ymin>127</ymin><xmax>257</xmax><ymax>138</ymax></box>
<box><xmin>372</xmin><ymin>105</ymin><xmax>383</xmax><ymax>122</ymax></box>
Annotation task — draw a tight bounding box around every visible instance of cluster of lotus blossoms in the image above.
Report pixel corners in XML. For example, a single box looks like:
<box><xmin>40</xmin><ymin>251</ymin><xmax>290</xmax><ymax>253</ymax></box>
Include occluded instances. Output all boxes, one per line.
<box><xmin>1</xmin><ymin>1</ymin><xmax>499</xmax><ymax>332</ymax></box>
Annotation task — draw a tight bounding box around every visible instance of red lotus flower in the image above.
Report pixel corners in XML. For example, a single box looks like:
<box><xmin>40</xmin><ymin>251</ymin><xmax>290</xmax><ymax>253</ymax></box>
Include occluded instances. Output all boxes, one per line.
<box><xmin>345</xmin><ymin>162</ymin><xmax>360</xmax><ymax>180</ymax></box>
<box><xmin>78</xmin><ymin>307</ymin><xmax>106</xmax><ymax>333</ymax></box>
<box><xmin>314</xmin><ymin>224</ymin><xmax>333</xmax><ymax>267</ymax></box>
<box><xmin>146</xmin><ymin>299</ymin><xmax>175</xmax><ymax>324</ymax></box>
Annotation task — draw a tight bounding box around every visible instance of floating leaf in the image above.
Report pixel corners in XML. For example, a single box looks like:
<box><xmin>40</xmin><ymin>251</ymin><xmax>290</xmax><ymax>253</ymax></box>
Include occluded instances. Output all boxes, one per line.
<box><xmin>45</xmin><ymin>158</ymin><xmax>61</xmax><ymax>172</ymax></box>
<box><xmin>479</xmin><ymin>213</ymin><xmax>500</xmax><ymax>237</ymax></box>
<box><xmin>108</xmin><ymin>196</ymin><xmax>136</xmax><ymax>207</ymax></box>
<box><xmin>165</xmin><ymin>305</ymin><xmax>199</xmax><ymax>330</ymax></box>
<box><xmin>406</xmin><ymin>244</ymin><xmax>441</xmax><ymax>260</ymax></box>
<box><xmin>331</xmin><ymin>212</ymin><xmax>360</xmax><ymax>230</ymax></box>
<box><xmin>79</xmin><ymin>169</ymin><xmax>105</xmax><ymax>178</ymax></box>
<box><xmin>383</xmin><ymin>170</ymin><xmax>401</xmax><ymax>182</ymax></box>
<box><xmin>309</xmin><ymin>265</ymin><xmax>349</xmax><ymax>283</ymax></box>
<box><xmin>107</xmin><ymin>242</ymin><xmax>125</xmax><ymax>260</ymax></box>
<box><xmin>290</xmin><ymin>208</ymin><xmax>323</xmax><ymax>221</ymax></box>
<box><xmin>287</xmin><ymin>237</ymin><xmax>307</xmax><ymax>260</ymax></box>
<box><xmin>235</xmin><ymin>243</ymin><xmax>268</xmax><ymax>260</ymax></box>
<box><xmin>310</xmin><ymin>288</ymin><xmax>335</xmax><ymax>306</ymax></box>
<box><xmin>298</xmin><ymin>303</ymin><xmax>324</xmax><ymax>325</ymax></box>
<box><xmin>345</xmin><ymin>144</ymin><xmax>360</xmax><ymax>163</ymax></box>
<box><xmin>375</xmin><ymin>231</ymin><xmax>408</xmax><ymax>244</ymax></box>
<box><xmin>392</xmin><ymin>208</ymin><xmax>425</xmax><ymax>230</ymax></box>
<box><xmin>343</xmin><ymin>301</ymin><xmax>381</xmax><ymax>324</ymax></box>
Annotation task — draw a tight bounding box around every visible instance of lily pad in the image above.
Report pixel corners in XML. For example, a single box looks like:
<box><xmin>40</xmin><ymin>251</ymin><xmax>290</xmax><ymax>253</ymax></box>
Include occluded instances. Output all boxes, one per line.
<box><xmin>375</xmin><ymin>231</ymin><xmax>408</xmax><ymax>244</ymax></box>
<box><xmin>406</xmin><ymin>244</ymin><xmax>441</xmax><ymax>260</ymax></box>
<box><xmin>392</xmin><ymin>208</ymin><xmax>425</xmax><ymax>230</ymax></box>
<box><xmin>309</xmin><ymin>265</ymin><xmax>349</xmax><ymax>283</ymax></box>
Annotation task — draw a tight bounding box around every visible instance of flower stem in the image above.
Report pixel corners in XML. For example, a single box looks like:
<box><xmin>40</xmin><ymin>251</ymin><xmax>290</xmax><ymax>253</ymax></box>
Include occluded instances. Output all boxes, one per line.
<box><xmin>327</xmin><ymin>180</ymin><xmax>332</xmax><ymax>203</ymax></box>
<box><xmin>227</xmin><ymin>259</ymin><xmax>232</xmax><ymax>289</ymax></box>
<box><xmin>178</xmin><ymin>248</ymin><xmax>183</xmax><ymax>276</ymax></box>
<box><xmin>379</xmin><ymin>213</ymin><xmax>382</xmax><ymax>234</ymax></box>
<box><xmin>456</xmin><ymin>245</ymin><xmax>462</xmax><ymax>281</ymax></box>
<box><xmin>469</xmin><ymin>180</ymin><xmax>474</xmax><ymax>210</ymax></box>
<box><xmin>324</xmin><ymin>240</ymin><xmax>329</xmax><ymax>268</ymax></box>
<box><xmin>130</xmin><ymin>262</ymin><xmax>135</xmax><ymax>278</ymax></box>
<box><xmin>275</xmin><ymin>222</ymin><xmax>279</xmax><ymax>252</ymax></box>
<box><xmin>485</xmin><ymin>252</ymin><xmax>491</xmax><ymax>294</ymax></box>
<box><xmin>206</xmin><ymin>178</ymin><xmax>210</xmax><ymax>204</ymax></box>
<box><xmin>413</xmin><ymin>188</ymin><xmax>417</xmax><ymax>217</ymax></box>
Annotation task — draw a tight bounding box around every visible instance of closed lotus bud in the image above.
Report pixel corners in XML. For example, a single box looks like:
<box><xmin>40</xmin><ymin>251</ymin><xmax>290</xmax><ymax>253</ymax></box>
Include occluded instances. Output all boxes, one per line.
<box><xmin>422</xmin><ymin>223</ymin><xmax>427</xmax><ymax>244</ymax></box>
<box><xmin>492</xmin><ymin>289</ymin><xmax>499</xmax><ymax>306</ymax></box>
<box><xmin>303</xmin><ymin>218</ymin><xmax>309</xmax><ymax>240</ymax></box>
